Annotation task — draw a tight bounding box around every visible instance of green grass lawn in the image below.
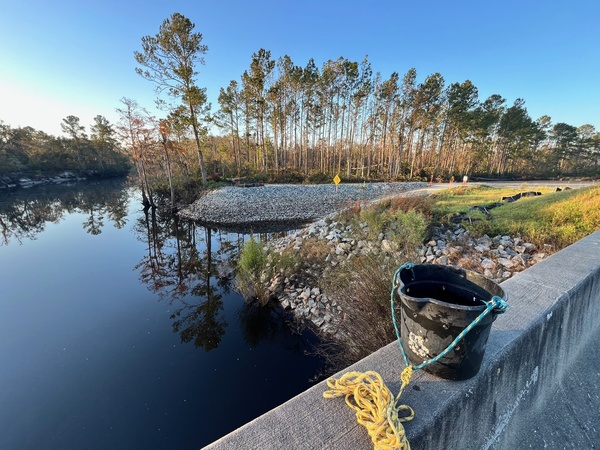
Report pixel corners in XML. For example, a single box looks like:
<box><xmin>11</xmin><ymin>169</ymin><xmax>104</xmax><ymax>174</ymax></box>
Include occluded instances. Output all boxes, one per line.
<box><xmin>432</xmin><ymin>185</ymin><xmax>600</xmax><ymax>249</ymax></box>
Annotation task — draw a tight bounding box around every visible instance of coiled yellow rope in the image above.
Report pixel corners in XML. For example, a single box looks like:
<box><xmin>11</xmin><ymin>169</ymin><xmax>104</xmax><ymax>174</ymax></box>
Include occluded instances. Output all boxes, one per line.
<box><xmin>323</xmin><ymin>366</ymin><xmax>414</xmax><ymax>450</ymax></box>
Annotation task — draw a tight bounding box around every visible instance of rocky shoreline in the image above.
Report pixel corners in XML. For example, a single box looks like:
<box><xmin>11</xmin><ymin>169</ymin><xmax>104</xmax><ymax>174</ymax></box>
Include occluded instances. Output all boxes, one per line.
<box><xmin>180</xmin><ymin>182</ymin><xmax>550</xmax><ymax>336</ymax></box>
<box><xmin>256</xmin><ymin>217</ymin><xmax>549</xmax><ymax>336</ymax></box>
<box><xmin>1</xmin><ymin>171</ymin><xmax>97</xmax><ymax>189</ymax></box>
<box><xmin>178</xmin><ymin>182</ymin><xmax>427</xmax><ymax>231</ymax></box>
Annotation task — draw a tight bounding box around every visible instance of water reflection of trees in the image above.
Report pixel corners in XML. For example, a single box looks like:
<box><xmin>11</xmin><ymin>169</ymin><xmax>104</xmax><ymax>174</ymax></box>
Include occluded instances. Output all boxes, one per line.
<box><xmin>134</xmin><ymin>209</ymin><xmax>245</xmax><ymax>351</ymax></box>
<box><xmin>134</xmin><ymin>211</ymin><xmax>322</xmax><ymax>357</ymax></box>
<box><xmin>0</xmin><ymin>179</ymin><xmax>129</xmax><ymax>245</ymax></box>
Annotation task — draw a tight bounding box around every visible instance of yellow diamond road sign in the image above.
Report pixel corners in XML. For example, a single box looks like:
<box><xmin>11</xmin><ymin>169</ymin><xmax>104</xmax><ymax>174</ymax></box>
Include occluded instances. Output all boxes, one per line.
<box><xmin>333</xmin><ymin>175</ymin><xmax>341</xmax><ymax>185</ymax></box>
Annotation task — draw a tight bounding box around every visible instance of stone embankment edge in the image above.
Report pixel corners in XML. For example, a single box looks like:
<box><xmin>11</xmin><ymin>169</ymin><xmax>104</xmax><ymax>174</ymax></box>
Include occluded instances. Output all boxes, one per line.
<box><xmin>0</xmin><ymin>171</ymin><xmax>120</xmax><ymax>188</ymax></box>
<box><xmin>204</xmin><ymin>229</ymin><xmax>600</xmax><ymax>449</ymax></box>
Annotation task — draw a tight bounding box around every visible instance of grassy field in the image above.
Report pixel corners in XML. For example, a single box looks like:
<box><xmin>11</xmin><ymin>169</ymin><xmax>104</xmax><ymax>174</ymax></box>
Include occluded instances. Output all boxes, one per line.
<box><xmin>432</xmin><ymin>184</ymin><xmax>600</xmax><ymax>250</ymax></box>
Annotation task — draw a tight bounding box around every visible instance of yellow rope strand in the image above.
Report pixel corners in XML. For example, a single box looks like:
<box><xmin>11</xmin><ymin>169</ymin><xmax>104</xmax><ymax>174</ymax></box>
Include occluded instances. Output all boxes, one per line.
<box><xmin>323</xmin><ymin>367</ymin><xmax>415</xmax><ymax>450</ymax></box>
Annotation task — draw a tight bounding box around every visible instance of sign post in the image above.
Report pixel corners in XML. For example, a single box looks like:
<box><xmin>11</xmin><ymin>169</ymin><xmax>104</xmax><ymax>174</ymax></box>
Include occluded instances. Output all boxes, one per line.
<box><xmin>333</xmin><ymin>174</ymin><xmax>341</xmax><ymax>193</ymax></box>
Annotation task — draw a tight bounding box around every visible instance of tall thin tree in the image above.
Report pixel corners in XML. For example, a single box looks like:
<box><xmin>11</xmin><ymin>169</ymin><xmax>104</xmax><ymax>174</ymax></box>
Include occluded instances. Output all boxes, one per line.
<box><xmin>134</xmin><ymin>12</ymin><xmax>210</xmax><ymax>185</ymax></box>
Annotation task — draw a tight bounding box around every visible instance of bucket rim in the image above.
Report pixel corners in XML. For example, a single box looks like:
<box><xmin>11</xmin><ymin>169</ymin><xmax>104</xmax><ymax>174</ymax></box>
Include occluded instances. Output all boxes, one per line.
<box><xmin>396</xmin><ymin>263</ymin><xmax>507</xmax><ymax>311</ymax></box>
<box><xmin>398</xmin><ymin>286</ymin><xmax>490</xmax><ymax>311</ymax></box>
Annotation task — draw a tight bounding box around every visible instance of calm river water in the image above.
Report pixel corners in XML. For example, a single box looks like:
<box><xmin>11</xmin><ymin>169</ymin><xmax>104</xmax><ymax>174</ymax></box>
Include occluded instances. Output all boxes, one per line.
<box><xmin>0</xmin><ymin>179</ymin><xmax>324</xmax><ymax>449</ymax></box>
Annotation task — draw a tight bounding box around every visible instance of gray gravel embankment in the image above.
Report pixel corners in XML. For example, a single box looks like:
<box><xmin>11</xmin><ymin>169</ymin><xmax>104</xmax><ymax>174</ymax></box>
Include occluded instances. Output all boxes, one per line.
<box><xmin>178</xmin><ymin>182</ymin><xmax>427</xmax><ymax>230</ymax></box>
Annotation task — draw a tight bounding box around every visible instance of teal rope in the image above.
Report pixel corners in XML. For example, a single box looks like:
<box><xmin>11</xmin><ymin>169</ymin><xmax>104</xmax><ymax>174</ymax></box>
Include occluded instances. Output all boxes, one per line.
<box><xmin>390</xmin><ymin>264</ymin><xmax>509</xmax><ymax>371</ymax></box>
<box><xmin>391</xmin><ymin>264</ymin><xmax>413</xmax><ymax>367</ymax></box>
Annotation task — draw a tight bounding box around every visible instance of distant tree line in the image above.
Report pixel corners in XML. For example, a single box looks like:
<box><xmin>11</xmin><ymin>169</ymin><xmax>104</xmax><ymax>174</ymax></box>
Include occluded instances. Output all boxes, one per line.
<box><xmin>4</xmin><ymin>13</ymin><xmax>599</xmax><ymax>201</ymax></box>
<box><xmin>0</xmin><ymin>115</ymin><xmax>130</xmax><ymax>178</ymax></box>
<box><xmin>215</xmin><ymin>51</ymin><xmax>600</xmax><ymax>180</ymax></box>
<box><xmin>128</xmin><ymin>12</ymin><xmax>600</xmax><ymax>187</ymax></box>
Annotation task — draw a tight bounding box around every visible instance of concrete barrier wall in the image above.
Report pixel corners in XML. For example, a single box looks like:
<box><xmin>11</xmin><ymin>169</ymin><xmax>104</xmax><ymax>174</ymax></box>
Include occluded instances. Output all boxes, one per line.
<box><xmin>205</xmin><ymin>230</ymin><xmax>600</xmax><ymax>449</ymax></box>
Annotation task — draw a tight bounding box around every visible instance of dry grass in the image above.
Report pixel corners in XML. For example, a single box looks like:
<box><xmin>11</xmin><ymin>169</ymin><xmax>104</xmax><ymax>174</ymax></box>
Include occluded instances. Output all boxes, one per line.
<box><xmin>388</xmin><ymin>194</ymin><xmax>435</xmax><ymax>218</ymax></box>
<box><xmin>337</xmin><ymin>199</ymin><xmax>364</xmax><ymax>224</ymax></box>
<box><xmin>301</xmin><ymin>237</ymin><xmax>332</xmax><ymax>263</ymax></box>
<box><xmin>318</xmin><ymin>255</ymin><xmax>401</xmax><ymax>372</ymax></box>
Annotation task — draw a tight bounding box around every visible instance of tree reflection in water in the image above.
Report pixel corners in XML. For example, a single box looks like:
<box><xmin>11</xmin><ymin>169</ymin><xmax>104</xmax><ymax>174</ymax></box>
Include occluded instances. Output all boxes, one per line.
<box><xmin>0</xmin><ymin>179</ymin><xmax>129</xmax><ymax>245</ymax></box>
<box><xmin>134</xmin><ymin>210</ymin><xmax>315</xmax><ymax>356</ymax></box>
<box><xmin>134</xmin><ymin>208</ymin><xmax>247</xmax><ymax>351</ymax></box>
<box><xmin>0</xmin><ymin>180</ymin><xmax>312</xmax><ymax>355</ymax></box>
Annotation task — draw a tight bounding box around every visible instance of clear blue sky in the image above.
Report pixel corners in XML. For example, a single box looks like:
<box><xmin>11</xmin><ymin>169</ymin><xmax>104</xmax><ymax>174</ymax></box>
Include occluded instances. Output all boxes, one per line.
<box><xmin>1</xmin><ymin>0</ymin><xmax>598</xmax><ymax>137</ymax></box>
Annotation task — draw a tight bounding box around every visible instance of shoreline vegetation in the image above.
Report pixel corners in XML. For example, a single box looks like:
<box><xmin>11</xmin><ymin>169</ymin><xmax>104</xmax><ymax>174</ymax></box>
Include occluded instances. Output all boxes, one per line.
<box><xmin>231</xmin><ymin>183</ymin><xmax>600</xmax><ymax>375</ymax></box>
<box><xmin>0</xmin><ymin>116</ymin><xmax>130</xmax><ymax>190</ymax></box>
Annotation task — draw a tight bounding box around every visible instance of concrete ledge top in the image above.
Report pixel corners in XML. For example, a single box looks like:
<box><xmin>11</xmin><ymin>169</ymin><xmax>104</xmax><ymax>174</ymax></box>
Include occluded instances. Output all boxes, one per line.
<box><xmin>205</xmin><ymin>230</ymin><xmax>600</xmax><ymax>449</ymax></box>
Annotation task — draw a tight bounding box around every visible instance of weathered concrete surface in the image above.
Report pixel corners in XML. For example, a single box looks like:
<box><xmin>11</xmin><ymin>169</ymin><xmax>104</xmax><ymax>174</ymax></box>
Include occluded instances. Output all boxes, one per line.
<box><xmin>204</xmin><ymin>230</ymin><xmax>600</xmax><ymax>449</ymax></box>
<box><xmin>500</xmin><ymin>322</ymin><xmax>600</xmax><ymax>449</ymax></box>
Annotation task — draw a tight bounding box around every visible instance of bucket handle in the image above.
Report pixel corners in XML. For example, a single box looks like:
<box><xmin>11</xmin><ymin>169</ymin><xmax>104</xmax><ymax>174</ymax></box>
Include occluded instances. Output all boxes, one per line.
<box><xmin>391</xmin><ymin>263</ymin><xmax>509</xmax><ymax>372</ymax></box>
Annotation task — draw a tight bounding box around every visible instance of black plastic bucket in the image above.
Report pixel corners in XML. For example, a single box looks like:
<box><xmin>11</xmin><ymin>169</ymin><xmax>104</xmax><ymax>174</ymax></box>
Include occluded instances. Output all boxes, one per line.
<box><xmin>397</xmin><ymin>264</ymin><xmax>506</xmax><ymax>380</ymax></box>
